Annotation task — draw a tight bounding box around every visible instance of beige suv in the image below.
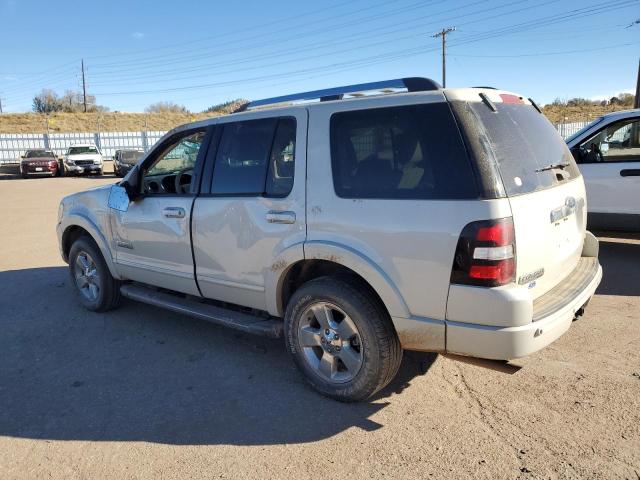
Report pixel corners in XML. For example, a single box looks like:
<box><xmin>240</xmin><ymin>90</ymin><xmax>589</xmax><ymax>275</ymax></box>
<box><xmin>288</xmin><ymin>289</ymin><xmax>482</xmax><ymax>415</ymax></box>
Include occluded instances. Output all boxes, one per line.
<box><xmin>57</xmin><ymin>78</ymin><xmax>602</xmax><ymax>401</ymax></box>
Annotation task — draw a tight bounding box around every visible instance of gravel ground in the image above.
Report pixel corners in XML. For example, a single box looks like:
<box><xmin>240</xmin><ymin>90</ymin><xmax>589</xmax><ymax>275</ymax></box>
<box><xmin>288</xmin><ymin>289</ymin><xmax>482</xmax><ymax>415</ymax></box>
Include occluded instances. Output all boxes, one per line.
<box><xmin>0</xmin><ymin>169</ymin><xmax>638</xmax><ymax>480</ymax></box>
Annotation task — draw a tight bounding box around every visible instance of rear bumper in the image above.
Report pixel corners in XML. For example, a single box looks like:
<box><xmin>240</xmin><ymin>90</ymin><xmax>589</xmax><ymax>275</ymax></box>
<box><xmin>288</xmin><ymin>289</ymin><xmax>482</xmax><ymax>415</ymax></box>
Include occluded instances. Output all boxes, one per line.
<box><xmin>445</xmin><ymin>258</ymin><xmax>602</xmax><ymax>360</ymax></box>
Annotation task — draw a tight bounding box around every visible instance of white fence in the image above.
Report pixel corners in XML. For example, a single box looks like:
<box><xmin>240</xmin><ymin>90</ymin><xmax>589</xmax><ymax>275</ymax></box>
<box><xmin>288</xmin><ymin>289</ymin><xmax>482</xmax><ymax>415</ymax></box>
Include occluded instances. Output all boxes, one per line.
<box><xmin>554</xmin><ymin>121</ymin><xmax>590</xmax><ymax>139</ymax></box>
<box><xmin>0</xmin><ymin>122</ymin><xmax>594</xmax><ymax>163</ymax></box>
<box><xmin>0</xmin><ymin>131</ymin><xmax>167</xmax><ymax>162</ymax></box>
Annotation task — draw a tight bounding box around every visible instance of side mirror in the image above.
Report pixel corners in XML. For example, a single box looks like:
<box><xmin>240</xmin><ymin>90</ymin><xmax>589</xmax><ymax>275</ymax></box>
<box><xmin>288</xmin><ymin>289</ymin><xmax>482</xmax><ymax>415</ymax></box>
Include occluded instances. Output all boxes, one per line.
<box><xmin>20</xmin><ymin>155</ymin><xmax>25</xmax><ymax>159</ymax></box>
<box><xmin>121</xmin><ymin>164</ymin><xmax>141</xmax><ymax>200</ymax></box>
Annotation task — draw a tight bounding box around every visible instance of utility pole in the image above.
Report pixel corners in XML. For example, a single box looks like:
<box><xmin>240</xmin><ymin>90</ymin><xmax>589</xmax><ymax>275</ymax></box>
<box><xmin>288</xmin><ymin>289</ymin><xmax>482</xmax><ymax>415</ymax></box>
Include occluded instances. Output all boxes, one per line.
<box><xmin>635</xmin><ymin>58</ymin><xmax>639</xmax><ymax>109</ymax></box>
<box><xmin>81</xmin><ymin>59</ymin><xmax>87</xmax><ymax>113</ymax></box>
<box><xmin>0</xmin><ymin>96</ymin><xmax>3</xmax><ymax>114</ymax></box>
<box><xmin>432</xmin><ymin>27</ymin><xmax>455</xmax><ymax>88</ymax></box>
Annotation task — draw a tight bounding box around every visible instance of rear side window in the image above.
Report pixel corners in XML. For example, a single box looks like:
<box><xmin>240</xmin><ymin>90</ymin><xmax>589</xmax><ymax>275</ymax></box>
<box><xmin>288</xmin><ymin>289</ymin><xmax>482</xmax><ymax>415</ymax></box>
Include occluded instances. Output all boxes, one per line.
<box><xmin>266</xmin><ymin>118</ymin><xmax>296</xmax><ymax>196</ymax></box>
<box><xmin>330</xmin><ymin>103</ymin><xmax>478</xmax><ymax>199</ymax></box>
<box><xmin>211</xmin><ymin>117</ymin><xmax>296</xmax><ymax>196</ymax></box>
<box><xmin>466</xmin><ymin>102</ymin><xmax>580</xmax><ymax>196</ymax></box>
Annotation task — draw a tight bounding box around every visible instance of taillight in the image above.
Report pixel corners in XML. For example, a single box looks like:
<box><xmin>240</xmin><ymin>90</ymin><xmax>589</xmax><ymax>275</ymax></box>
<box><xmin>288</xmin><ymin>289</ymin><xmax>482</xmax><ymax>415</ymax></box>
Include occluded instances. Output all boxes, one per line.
<box><xmin>450</xmin><ymin>217</ymin><xmax>516</xmax><ymax>287</ymax></box>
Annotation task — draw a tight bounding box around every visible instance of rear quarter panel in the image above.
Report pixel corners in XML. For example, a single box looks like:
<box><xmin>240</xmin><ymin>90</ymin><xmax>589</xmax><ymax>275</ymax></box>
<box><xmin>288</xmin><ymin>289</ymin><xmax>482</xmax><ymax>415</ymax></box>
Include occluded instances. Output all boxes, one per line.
<box><xmin>306</xmin><ymin>94</ymin><xmax>513</xmax><ymax>321</ymax></box>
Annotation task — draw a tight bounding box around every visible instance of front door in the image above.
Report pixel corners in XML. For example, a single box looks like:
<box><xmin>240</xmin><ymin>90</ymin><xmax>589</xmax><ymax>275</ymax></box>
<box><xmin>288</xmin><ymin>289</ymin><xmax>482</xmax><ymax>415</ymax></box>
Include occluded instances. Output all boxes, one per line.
<box><xmin>111</xmin><ymin>127</ymin><xmax>210</xmax><ymax>295</ymax></box>
<box><xmin>191</xmin><ymin>110</ymin><xmax>306</xmax><ymax>312</ymax></box>
<box><xmin>574</xmin><ymin>116</ymin><xmax>640</xmax><ymax>230</ymax></box>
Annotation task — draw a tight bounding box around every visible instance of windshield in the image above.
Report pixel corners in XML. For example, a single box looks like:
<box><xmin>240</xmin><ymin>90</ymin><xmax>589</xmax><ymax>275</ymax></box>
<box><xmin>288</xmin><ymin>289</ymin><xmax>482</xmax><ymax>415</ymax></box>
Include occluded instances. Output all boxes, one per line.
<box><xmin>121</xmin><ymin>151</ymin><xmax>143</xmax><ymax>161</ymax></box>
<box><xmin>466</xmin><ymin>102</ymin><xmax>580</xmax><ymax>196</ymax></box>
<box><xmin>565</xmin><ymin>116</ymin><xmax>605</xmax><ymax>144</ymax></box>
<box><xmin>68</xmin><ymin>146</ymin><xmax>98</xmax><ymax>155</ymax></box>
<box><xmin>25</xmin><ymin>150</ymin><xmax>54</xmax><ymax>158</ymax></box>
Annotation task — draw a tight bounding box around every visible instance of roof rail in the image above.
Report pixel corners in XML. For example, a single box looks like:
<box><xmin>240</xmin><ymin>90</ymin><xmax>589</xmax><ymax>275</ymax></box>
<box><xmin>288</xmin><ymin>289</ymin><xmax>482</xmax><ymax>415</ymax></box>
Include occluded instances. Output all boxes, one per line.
<box><xmin>247</xmin><ymin>77</ymin><xmax>441</xmax><ymax>110</ymax></box>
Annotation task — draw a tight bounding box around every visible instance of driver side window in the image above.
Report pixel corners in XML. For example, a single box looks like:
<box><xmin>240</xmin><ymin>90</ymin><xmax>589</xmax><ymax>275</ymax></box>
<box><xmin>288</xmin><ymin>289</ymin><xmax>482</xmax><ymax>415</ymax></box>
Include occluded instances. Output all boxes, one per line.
<box><xmin>576</xmin><ymin>119</ymin><xmax>640</xmax><ymax>164</ymax></box>
<box><xmin>144</xmin><ymin>130</ymin><xmax>206</xmax><ymax>194</ymax></box>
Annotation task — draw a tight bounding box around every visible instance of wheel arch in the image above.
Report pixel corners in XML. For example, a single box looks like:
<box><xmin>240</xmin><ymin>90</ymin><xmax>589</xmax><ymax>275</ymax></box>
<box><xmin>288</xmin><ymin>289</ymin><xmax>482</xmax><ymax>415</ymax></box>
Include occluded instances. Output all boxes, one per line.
<box><xmin>60</xmin><ymin>214</ymin><xmax>120</xmax><ymax>280</ymax></box>
<box><xmin>271</xmin><ymin>241</ymin><xmax>410</xmax><ymax>320</ymax></box>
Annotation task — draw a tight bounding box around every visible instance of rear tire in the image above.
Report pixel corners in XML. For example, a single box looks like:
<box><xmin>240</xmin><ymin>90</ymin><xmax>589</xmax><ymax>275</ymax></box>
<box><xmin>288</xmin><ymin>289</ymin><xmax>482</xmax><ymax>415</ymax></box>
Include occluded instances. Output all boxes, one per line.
<box><xmin>285</xmin><ymin>276</ymin><xmax>402</xmax><ymax>402</ymax></box>
<box><xmin>68</xmin><ymin>236</ymin><xmax>121</xmax><ymax>312</ymax></box>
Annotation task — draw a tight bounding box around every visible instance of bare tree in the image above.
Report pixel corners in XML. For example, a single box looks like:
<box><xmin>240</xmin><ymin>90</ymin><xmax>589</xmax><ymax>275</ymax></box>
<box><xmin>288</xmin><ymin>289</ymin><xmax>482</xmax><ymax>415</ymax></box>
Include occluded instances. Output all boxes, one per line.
<box><xmin>32</xmin><ymin>89</ymin><xmax>63</xmax><ymax>114</ymax></box>
<box><xmin>145</xmin><ymin>101</ymin><xmax>188</xmax><ymax>114</ymax></box>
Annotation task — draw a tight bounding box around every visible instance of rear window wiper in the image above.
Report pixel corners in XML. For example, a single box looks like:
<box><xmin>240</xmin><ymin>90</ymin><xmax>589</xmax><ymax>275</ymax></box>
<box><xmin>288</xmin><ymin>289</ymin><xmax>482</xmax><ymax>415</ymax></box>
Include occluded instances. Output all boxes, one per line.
<box><xmin>535</xmin><ymin>162</ymin><xmax>570</xmax><ymax>173</ymax></box>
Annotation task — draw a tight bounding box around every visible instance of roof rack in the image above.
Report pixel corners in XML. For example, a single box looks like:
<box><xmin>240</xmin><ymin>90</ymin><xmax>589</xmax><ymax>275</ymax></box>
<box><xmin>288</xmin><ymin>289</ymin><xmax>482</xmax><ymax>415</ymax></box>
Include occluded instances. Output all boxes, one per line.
<box><xmin>247</xmin><ymin>77</ymin><xmax>441</xmax><ymax>110</ymax></box>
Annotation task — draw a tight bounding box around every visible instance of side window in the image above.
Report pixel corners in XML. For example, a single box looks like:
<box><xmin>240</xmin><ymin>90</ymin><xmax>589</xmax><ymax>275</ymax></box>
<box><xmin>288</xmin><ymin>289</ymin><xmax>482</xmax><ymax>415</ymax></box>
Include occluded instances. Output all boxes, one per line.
<box><xmin>211</xmin><ymin>117</ymin><xmax>296</xmax><ymax>196</ymax></box>
<box><xmin>266</xmin><ymin>118</ymin><xmax>296</xmax><ymax>196</ymax></box>
<box><xmin>577</xmin><ymin>118</ymin><xmax>640</xmax><ymax>163</ymax></box>
<box><xmin>143</xmin><ymin>130</ymin><xmax>206</xmax><ymax>195</ymax></box>
<box><xmin>330</xmin><ymin>104</ymin><xmax>477</xmax><ymax>199</ymax></box>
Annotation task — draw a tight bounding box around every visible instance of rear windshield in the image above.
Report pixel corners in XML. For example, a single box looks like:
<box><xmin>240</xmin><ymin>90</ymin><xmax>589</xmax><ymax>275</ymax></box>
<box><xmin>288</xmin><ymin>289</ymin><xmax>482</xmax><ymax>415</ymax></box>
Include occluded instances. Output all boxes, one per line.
<box><xmin>330</xmin><ymin>103</ymin><xmax>478</xmax><ymax>200</ymax></box>
<box><xmin>466</xmin><ymin>102</ymin><xmax>580</xmax><ymax>196</ymax></box>
<box><xmin>68</xmin><ymin>146</ymin><xmax>98</xmax><ymax>155</ymax></box>
<box><xmin>25</xmin><ymin>150</ymin><xmax>54</xmax><ymax>158</ymax></box>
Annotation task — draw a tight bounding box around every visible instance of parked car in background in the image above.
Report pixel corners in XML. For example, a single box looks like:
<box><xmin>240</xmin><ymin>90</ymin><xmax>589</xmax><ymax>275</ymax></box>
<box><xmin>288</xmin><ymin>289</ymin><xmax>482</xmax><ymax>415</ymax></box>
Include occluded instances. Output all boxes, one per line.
<box><xmin>567</xmin><ymin>109</ymin><xmax>640</xmax><ymax>231</ymax></box>
<box><xmin>20</xmin><ymin>149</ymin><xmax>59</xmax><ymax>178</ymax></box>
<box><xmin>113</xmin><ymin>149</ymin><xmax>144</xmax><ymax>177</ymax></box>
<box><xmin>57</xmin><ymin>78</ymin><xmax>602</xmax><ymax>401</ymax></box>
<box><xmin>62</xmin><ymin>144</ymin><xmax>104</xmax><ymax>176</ymax></box>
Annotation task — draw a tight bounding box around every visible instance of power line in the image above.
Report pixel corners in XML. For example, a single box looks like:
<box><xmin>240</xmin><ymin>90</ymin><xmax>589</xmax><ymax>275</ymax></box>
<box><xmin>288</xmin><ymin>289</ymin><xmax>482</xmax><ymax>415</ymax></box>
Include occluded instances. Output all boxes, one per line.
<box><xmin>91</xmin><ymin>0</ymin><xmax>636</xmax><ymax>97</ymax></box>
<box><xmin>448</xmin><ymin>41</ymin><xmax>640</xmax><ymax>58</ymax></box>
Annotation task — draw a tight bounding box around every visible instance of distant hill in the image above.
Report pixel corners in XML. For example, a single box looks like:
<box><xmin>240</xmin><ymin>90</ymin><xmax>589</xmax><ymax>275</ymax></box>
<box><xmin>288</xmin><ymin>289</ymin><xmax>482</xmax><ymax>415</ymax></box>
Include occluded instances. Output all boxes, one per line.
<box><xmin>0</xmin><ymin>96</ymin><xmax>635</xmax><ymax>133</ymax></box>
<box><xmin>541</xmin><ymin>103</ymin><xmax>636</xmax><ymax>124</ymax></box>
<box><xmin>0</xmin><ymin>100</ymin><xmax>249</xmax><ymax>134</ymax></box>
<box><xmin>0</xmin><ymin>112</ymin><xmax>214</xmax><ymax>134</ymax></box>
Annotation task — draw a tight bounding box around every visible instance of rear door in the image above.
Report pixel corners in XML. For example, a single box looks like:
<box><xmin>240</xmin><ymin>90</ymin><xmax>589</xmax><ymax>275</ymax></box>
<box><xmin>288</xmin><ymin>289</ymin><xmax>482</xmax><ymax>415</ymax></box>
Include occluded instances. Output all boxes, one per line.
<box><xmin>454</xmin><ymin>94</ymin><xmax>586</xmax><ymax>299</ymax></box>
<box><xmin>191</xmin><ymin>109</ymin><xmax>306</xmax><ymax>312</ymax></box>
<box><xmin>571</xmin><ymin>116</ymin><xmax>640</xmax><ymax>228</ymax></box>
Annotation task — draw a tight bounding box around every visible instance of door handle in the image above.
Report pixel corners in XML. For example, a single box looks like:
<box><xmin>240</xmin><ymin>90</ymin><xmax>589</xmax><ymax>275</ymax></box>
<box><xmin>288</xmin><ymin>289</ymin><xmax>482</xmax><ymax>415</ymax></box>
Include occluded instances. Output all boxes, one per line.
<box><xmin>620</xmin><ymin>169</ymin><xmax>640</xmax><ymax>177</ymax></box>
<box><xmin>266</xmin><ymin>210</ymin><xmax>296</xmax><ymax>224</ymax></box>
<box><xmin>162</xmin><ymin>207</ymin><xmax>186</xmax><ymax>218</ymax></box>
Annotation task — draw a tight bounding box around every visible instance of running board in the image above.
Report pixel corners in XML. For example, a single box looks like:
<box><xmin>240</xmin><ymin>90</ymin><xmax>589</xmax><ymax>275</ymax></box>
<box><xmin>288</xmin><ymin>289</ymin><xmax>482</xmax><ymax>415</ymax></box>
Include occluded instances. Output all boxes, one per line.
<box><xmin>120</xmin><ymin>284</ymin><xmax>283</xmax><ymax>338</ymax></box>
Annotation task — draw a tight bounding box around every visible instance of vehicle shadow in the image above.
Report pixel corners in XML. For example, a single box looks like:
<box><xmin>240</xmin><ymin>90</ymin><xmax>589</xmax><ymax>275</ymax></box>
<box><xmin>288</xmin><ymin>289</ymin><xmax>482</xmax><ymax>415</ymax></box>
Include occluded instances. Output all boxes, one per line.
<box><xmin>0</xmin><ymin>266</ymin><xmax>435</xmax><ymax>446</ymax></box>
<box><xmin>595</xmin><ymin>238</ymin><xmax>640</xmax><ymax>296</ymax></box>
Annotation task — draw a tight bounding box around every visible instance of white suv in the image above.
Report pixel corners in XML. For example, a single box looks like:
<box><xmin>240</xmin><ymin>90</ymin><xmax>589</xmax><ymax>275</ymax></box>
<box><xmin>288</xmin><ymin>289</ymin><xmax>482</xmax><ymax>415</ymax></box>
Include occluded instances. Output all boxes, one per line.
<box><xmin>57</xmin><ymin>78</ymin><xmax>602</xmax><ymax>401</ymax></box>
<box><xmin>62</xmin><ymin>143</ymin><xmax>104</xmax><ymax>175</ymax></box>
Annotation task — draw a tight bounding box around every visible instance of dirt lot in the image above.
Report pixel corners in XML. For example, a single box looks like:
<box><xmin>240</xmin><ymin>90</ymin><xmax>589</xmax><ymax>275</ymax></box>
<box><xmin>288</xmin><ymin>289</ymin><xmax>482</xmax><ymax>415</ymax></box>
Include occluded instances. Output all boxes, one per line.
<box><xmin>0</xmin><ymin>169</ymin><xmax>639</xmax><ymax>480</ymax></box>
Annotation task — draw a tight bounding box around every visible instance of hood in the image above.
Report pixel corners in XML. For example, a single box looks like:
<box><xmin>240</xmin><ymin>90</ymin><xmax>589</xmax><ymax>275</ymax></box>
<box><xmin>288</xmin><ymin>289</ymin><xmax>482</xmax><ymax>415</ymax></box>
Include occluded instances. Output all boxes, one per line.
<box><xmin>22</xmin><ymin>157</ymin><xmax>57</xmax><ymax>163</ymax></box>
<box><xmin>67</xmin><ymin>153</ymin><xmax>102</xmax><ymax>161</ymax></box>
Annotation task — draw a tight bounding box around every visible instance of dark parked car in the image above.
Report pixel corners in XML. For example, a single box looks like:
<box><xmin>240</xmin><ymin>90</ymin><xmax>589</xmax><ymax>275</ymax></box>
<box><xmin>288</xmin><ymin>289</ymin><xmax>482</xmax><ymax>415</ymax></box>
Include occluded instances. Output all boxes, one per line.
<box><xmin>20</xmin><ymin>149</ymin><xmax>60</xmax><ymax>178</ymax></box>
<box><xmin>113</xmin><ymin>149</ymin><xmax>144</xmax><ymax>177</ymax></box>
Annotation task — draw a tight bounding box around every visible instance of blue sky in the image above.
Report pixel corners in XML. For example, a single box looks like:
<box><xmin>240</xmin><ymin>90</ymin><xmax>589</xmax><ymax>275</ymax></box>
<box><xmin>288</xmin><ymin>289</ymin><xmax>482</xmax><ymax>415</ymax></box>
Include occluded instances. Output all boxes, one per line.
<box><xmin>0</xmin><ymin>0</ymin><xmax>638</xmax><ymax>113</ymax></box>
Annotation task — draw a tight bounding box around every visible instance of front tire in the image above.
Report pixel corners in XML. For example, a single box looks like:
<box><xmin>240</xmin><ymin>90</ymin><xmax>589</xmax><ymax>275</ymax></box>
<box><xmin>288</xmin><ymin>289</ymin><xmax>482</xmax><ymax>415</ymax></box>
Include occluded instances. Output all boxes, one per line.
<box><xmin>68</xmin><ymin>236</ymin><xmax>121</xmax><ymax>312</ymax></box>
<box><xmin>285</xmin><ymin>277</ymin><xmax>402</xmax><ymax>402</ymax></box>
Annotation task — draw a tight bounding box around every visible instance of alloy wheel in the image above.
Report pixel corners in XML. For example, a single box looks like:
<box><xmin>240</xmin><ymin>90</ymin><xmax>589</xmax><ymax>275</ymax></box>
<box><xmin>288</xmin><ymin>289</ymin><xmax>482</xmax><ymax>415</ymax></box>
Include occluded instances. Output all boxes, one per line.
<box><xmin>297</xmin><ymin>302</ymin><xmax>364</xmax><ymax>383</ymax></box>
